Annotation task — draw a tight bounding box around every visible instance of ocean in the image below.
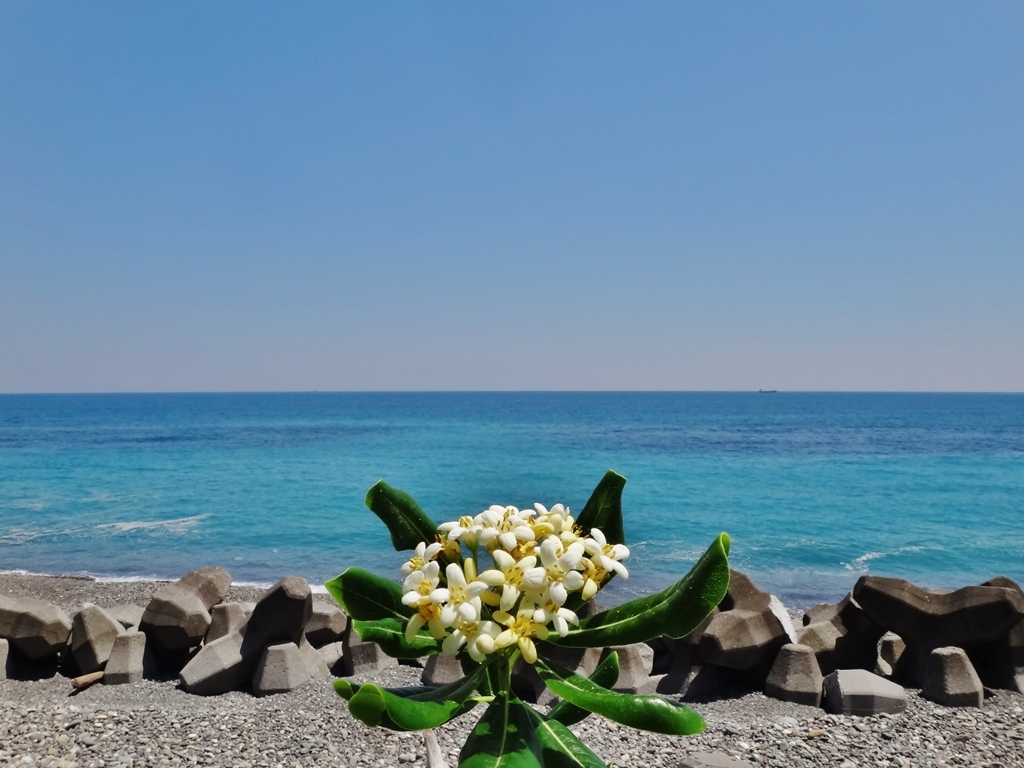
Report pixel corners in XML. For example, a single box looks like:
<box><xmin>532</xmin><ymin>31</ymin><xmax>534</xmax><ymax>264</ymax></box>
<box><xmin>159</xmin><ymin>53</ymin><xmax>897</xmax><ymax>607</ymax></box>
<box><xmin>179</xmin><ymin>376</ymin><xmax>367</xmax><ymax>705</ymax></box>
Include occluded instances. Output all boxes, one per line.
<box><xmin>1</xmin><ymin>392</ymin><xmax>1021</xmax><ymax>608</ymax></box>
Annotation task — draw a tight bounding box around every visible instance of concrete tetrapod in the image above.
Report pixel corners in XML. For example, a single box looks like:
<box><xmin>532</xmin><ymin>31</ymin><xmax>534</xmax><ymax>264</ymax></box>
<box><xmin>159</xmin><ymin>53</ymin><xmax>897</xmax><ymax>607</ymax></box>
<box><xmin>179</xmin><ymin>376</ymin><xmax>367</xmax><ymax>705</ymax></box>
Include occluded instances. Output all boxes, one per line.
<box><xmin>253</xmin><ymin>642</ymin><xmax>312</xmax><ymax>697</ymax></box>
<box><xmin>179</xmin><ymin>576</ymin><xmax>312</xmax><ymax>695</ymax></box>
<box><xmin>764</xmin><ymin>643</ymin><xmax>823</xmax><ymax>707</ymax></box>
<box><xmin>823</xmin><ymin>669</ymin><xmax>908</xmax><ymax>716</ymax></box>
<box><xmin>852</xmin><ymin>575</ymin><xmax>1024</xmax><ymax>684</ymax></box>
<box><xmin>140</xmin><ymin>567</ymin><xmax>233</xmax><ymax>654</ymax></box>
<box><xmin>921</xmin><ymin>646</ymin><xmax>984</xmax><ymax>708</ymax></box>
<box><xmin>304</xmin><ymin>604</ymin><xmax>348</xmax><ymax>648</ymax></box>
<box><xmin>0</xmin><ymin>595</ymin><xmax>73</xmax><ymax>660</ymax></box>
<box><xmin>70</xmin><ymin>603</ymin><xmax>125</xmax><ymax>675</ymax></box>
<box><xmin>104</xmin><ymin>630</ymin><xmax>154</xmax><ymax>685</ymax></box>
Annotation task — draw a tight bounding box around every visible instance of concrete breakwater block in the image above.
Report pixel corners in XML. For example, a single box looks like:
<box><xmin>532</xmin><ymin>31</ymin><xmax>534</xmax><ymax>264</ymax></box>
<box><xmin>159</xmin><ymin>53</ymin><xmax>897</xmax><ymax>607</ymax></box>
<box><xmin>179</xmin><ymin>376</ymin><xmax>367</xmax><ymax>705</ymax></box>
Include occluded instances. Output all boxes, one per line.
<box><xmin>71</xmin><ymin>603</ymin><xmax>125</xmax><ymax>675</ymax></box>
<box><xmin>922</xmin><ymin>646</ymin><xmax>984</xmax><ymax>707</ymax></box>
<box><xmin>699</xmin><ymin>609</ymin><xmax>788</xmax><ymax>672</ymax></box>
<box><xmin>823</xmin><ymin>669</ymin><xmax>907</xmax><ymax>716</ymax></box>
<box><xmin>104</xmin><ymin>630</ymin><xmax>155</xmax><ymax>685</ymax></box>
<box><xmin>140</xmin><ymin>567</ymin><xmax>233</xmax><ymax>652</ymax></box>
<box><xmin>206</xmin><ymin>602</ymin><xmax>254</xmax><ymax>644</ymax></box>
<box><xmin>875</xmin><ymin>631</ymin><xmax>906</xmax><ymax>677</ymax></box>
<box><xmin>602</xmin><ymin>643</ymin><xmax>655</xmax><ymax>694</ymax></box>
<box><xmin>852</xmin><ymin>575</ymin><xmax>1024</xmax><ymax>684</ymax></box>
<box><xmin>317</xmin><ymin>641</ymin><xmax>345</xmax><ymax>676</ymax></box>
<box><xmin>0</xmin><ymin>638</ymin><xmax>8</xmax><ymax>679</ymax></box>
<box><xmin>423</xmin><ymin>653</ymin><xmax>464</xmax><ymax>686</ymax></box>
<box><xmin>304</xmin><ymin>604</ymin><xmax>348</xmax><ymax>648</ymax></box>
<box><xmin>0</xmin><ymin>595</ymin><xmax>73</xmax><ymax>660</ymax></box>
<box><xmin>970</xmin><ymin>576</ymin><xmax>1024</xmax><ymax>693</ymax></box>
<box><xmin>107</xmin><ymin>604</ymin><xmax>145</xmax><ymax>631</ymax></box>
<box><xmin>796</xmin><ymin>593</ymin><xmax>884</xmax><ymax>675</ymax></box>
<box><xmin>696</xmin><ymin>570</ymin><xmax>792</xmax><ymax>677</ymax></box>
<box><xmin>253</xmin><ymin>642</ymin><xmax>312</xmax><ymax>696</ymax></box>
<box><xmin>764</xmin><ymin>643</ymin><xmax>823</xmax><ymax>707</ymax></box>
<box><xmin>179</xmin><ymin>575</ymin><xmax>312</xmax><ymax>695</ymax></box>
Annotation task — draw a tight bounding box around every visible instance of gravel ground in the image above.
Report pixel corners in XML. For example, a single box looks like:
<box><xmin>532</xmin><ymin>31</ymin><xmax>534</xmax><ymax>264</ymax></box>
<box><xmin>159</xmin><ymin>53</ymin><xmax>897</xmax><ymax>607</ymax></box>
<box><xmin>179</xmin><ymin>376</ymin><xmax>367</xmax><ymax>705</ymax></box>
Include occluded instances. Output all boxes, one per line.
<box><xmin>2</xmin><ymin>573</ymin><xmax>1023</xmax><ymax>768</ymax></box>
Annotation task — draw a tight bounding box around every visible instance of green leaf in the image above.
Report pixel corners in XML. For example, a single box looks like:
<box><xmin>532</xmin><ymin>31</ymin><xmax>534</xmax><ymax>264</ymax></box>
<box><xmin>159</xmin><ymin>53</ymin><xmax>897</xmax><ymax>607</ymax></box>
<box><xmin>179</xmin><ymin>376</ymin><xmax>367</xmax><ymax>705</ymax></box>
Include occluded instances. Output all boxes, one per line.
<box><xmin>365</xmin><ymin>480</ymin><xmax>439</xmax><ymax>551</ymax></box>
<box><xmin>550</xmin><ymin>533</ymin><xmax>730</xmax><ymax>648</ymax></box>
<box><xmin>526</xmin><ymin>706</ymin><xmax>608</xmax><ymax>768</ymax></box>
<box><xmin>535</xmin><ymin>659</ymin><xmax>705</xmax><ymax>736</ymax></box>
<box><xmin>334</xmin><ymin>666</ymin><xmax>484</xmax><ymax>731</ymax></box>
<box><xmin>351</xmin><ymin>618</ymin><xmax>439</xmax><ymax>658</ymax></box>
<box><xmin>459</xmin><ymin>695</ymin><xmax>544</xmax><ymax>768</ymax></box>
<box><xmin>547</xmin><ymin>651</ymin><xmax>620</xmax><ymax>726</ymax></box>
<box><xmin>324</xmin><ymin>567</ymin><xmax>412</xmax><ymax>622</ymax></box>
<box><xmin>576</xmin><ymin>470</ymin><xmax>626</xmax><ymax>545</ymax></box>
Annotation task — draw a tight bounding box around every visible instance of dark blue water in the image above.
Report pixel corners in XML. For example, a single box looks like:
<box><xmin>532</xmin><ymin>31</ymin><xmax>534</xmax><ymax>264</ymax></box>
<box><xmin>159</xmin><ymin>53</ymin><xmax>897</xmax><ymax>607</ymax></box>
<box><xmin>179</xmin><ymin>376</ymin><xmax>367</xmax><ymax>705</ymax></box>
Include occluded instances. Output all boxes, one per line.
<box><xmin>1</xmin><ymin>393</ymin><xmax>1022</xmax><ymax>607</ymax></box>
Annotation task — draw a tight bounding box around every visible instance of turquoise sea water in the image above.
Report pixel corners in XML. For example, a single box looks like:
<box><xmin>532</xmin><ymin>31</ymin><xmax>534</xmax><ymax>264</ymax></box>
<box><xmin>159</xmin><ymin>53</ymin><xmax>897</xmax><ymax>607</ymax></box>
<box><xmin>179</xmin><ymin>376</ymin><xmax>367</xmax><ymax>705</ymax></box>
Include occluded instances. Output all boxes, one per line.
<box><xmin>1</xmin><ymin>392</ymin><xmax>1021</xmax><ymax>608</ymax></box>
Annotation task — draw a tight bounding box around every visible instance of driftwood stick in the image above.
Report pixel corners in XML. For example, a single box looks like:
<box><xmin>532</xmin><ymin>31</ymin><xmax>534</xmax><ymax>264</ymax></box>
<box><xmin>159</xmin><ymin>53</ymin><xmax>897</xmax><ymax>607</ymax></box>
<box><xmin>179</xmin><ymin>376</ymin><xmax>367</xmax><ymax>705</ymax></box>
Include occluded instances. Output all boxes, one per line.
<box><xmin>72</xmin><ymin>671</ymin><xmax>104</xmax><ymax>690</ymax></box>
<box><xmin>422</xmin><ymin>728</ymin><xmax>450</xmax><ymax>768</ymax></box>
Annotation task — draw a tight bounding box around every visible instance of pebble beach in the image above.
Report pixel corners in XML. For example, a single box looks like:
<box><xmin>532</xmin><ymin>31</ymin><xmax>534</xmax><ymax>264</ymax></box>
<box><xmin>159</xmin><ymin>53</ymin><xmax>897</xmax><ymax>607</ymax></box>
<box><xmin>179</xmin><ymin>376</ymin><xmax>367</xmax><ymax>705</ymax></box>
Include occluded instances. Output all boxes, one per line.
<box><xmin>2</xmin><ymin>573</ymin><xmax>1022</xmax><ymax>768</ymax></box>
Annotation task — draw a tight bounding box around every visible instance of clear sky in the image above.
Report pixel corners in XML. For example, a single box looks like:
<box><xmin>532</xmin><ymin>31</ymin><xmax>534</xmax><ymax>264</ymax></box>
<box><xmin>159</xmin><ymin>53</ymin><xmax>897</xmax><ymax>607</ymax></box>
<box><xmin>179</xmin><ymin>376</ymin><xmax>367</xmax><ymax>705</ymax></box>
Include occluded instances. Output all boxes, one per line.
<box><xmin>1</xmin><ymin>3</ymin><xmax>1021</xmax><ymax>392</ymax></box>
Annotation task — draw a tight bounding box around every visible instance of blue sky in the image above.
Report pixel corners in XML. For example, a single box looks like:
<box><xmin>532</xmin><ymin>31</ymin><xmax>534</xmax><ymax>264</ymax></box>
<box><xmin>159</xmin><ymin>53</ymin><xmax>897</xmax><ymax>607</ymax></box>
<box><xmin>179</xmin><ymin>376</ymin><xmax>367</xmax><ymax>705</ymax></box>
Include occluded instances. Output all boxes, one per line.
<box><xmin>1</xmin><ymin>3</ymin><xmax>1021</xmax><ymax>392</ymax></box>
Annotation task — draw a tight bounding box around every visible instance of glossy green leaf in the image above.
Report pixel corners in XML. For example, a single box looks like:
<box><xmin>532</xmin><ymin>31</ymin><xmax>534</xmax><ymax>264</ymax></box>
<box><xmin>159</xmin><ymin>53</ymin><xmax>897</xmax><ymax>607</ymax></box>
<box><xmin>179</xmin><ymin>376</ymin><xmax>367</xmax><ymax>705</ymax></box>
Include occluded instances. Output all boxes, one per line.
<box><xmin>459</xmin><ymin>695</ymin><xmax>544</xmax><ymax>768</ymax></box>
<box><xmin>535</xmin><ymin>659</ymin><xmax>705</xmax><ymax>736</ymax></box>
<box><xmin>334</xmin><ymin>666</ymin><xmax>484</xmax><ymax>731</ymax></box>
<box><xmin>576</xmin><ymin>470</ymin><xmax>626</xmax><ymax>545</ymax></box>
<box><xmin>547</xmin><ymin>651</ymin><xmax>620</xmax><ymax>726</ymax></box>
<box><xmin>551</xmin><ymin>533</ymin><xmax>730</xmax><ymax>648</ymax></box>
<box><xmin>527</xmin><ymin>706</ymin><xmax>608</xmax><ymax>768</ymax></box>
<box><xmin>324</xmin><ymin>567</ymin><xmax>412</xmax><ymax>622</ymax></box>
<box><xmin>365</xmin><ymin>480</ymin><xmax>439</xmax><ymax>551</ymax></box>
<box><xmin>351</xmin><ymin>618</ymin><xmax>439</xmax><ymax>658</ymax></box>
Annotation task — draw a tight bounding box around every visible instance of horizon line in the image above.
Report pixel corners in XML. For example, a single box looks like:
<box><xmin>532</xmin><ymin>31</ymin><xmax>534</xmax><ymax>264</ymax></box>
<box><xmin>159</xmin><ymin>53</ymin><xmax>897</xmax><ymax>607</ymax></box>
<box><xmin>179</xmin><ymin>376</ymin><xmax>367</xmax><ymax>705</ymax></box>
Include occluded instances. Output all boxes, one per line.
<box><xmin>2</xmin><ymin>389</ymin><xmax>1022</xmax><ymax>396</ymax></box>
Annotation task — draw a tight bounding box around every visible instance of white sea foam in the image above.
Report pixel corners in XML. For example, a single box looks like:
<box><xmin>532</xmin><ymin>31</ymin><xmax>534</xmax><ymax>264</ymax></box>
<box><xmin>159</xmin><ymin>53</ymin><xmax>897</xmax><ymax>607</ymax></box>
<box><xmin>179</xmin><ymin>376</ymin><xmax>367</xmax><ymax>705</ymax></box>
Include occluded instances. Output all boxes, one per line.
<box><xmin>844</xmin><ymin>544</ymin><xmax>944</xmax><ymax>571</ymax></box>
<box><xmin>94</xmin><ymin>514</ymin><xmax>208</xmax><ymax>535</ymax></box>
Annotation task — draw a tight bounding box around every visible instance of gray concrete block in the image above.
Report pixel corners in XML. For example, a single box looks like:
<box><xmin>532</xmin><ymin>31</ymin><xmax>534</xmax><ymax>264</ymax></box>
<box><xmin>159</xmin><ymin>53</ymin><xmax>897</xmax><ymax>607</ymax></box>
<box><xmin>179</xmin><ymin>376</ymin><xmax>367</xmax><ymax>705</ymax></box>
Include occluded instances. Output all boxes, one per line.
<box><xmin>104</xmin><ymin>630</ymin><xmax>153</xmax><ymax>685</ymax></box>
<box><xmin>70</xmin><ymin>603</ymin><xmax>124</xmax><ymax>674</ymax></box>
<box><xmin>304</xmin><ymin>604</ymin><xmax>348</xmax><ymax>648</ymax></box>
<box><xmin>699</xmin><ymin>609</ymin><xmax>787</xmax><ymax>671</ymax></box>
<box><xmin>764</xmin><ymin>643</ymin><xmax>823</xmax><ymax>707</ymax></box>
<box><xmin>0</xmin><ymin>595</ymin><xmax>73</xmax><ymax>660</ymax></box>
<box><xmin>922</xmin><ymin>646</ymin><xmax>984</xmax><ymax>708</ymax></box>
<box><xmin>823</xmin><ymin>669</ymin><xmax>907</xmax><ymax>716</ymax></box>
<box><xmin>602</xmin><ymin>643</ymin><xmax>656</xmax><ymax>694</ymax></box>
<box><xmin>317</xmin><ymin>641</ymin><xmax>345</xmax><ymax>676</ymax></box>
<box><xmin>206</xmin><ymin>602</ymin><xmax>254</xmax><ymax>643</ymax></box>
<box><xmin>422</xmin><ymin>653</ymin><xmax>464</xmax><ymax>686</ymax></box>
<box><xmin>0</xmin><ymin>638</ymin><xmax>8</xmax><ymax>680</ymax></box>
<box><xmin>298</xmin><ymin>637</ymin><xmax>331</xmax><ymax>680</ymax></box>
<box><xmin>875</xmin><ymin>631</ymin><xmax>906</xmax><ymax>677</ymax></box>
<box><xmin>179</xmin><ymin>576</ymin><xmax>312</xmax><ymax>695</ymax></box>
<box><xmin>253</xmin><ymin>642</ymin><xmax>312</xmax><ymax>697</ymax></box>
<box><xmin>107</xmin><ymin>604</ymin><xmax>145</xmax><ymax>631</ymax></box>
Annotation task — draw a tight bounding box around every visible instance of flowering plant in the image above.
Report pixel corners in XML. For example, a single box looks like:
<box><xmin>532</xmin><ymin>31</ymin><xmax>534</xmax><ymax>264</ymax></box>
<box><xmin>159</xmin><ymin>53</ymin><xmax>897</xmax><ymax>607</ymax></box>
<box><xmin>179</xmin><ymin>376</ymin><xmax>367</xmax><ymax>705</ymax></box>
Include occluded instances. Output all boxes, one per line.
<box><xmin>326</xmin><ymin>471</ymin><xmax>731</xmax><ymax>768</ymax></box>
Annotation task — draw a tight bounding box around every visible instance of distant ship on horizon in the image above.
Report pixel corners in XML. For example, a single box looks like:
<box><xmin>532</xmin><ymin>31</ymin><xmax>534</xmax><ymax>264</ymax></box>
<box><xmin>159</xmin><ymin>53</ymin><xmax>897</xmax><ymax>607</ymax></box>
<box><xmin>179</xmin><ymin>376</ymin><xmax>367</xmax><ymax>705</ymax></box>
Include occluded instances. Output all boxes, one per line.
<box><xmin>759</xmin><ymin>389</ymin><xmax>777</xmax><ymax>393</ymax></box>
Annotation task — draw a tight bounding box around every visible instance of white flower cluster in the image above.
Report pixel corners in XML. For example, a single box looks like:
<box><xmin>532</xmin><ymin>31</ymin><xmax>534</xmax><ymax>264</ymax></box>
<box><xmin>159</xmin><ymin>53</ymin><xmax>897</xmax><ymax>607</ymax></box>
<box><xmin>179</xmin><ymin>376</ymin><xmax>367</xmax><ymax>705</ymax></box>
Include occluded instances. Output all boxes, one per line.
<box><xmin>400</xmin><ymin>503</ymin><xmax>629</xmax><ymax>664</ymax></box>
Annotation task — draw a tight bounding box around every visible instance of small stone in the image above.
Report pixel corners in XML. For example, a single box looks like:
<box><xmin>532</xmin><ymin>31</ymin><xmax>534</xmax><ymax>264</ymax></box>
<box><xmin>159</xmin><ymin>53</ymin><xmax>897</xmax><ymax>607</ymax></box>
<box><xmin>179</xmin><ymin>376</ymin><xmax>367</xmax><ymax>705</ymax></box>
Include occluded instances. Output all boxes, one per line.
<box><xmin>678</xmin><ymin>752</ymin><xmax>754</xmax><ymax>768</ymax></box>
